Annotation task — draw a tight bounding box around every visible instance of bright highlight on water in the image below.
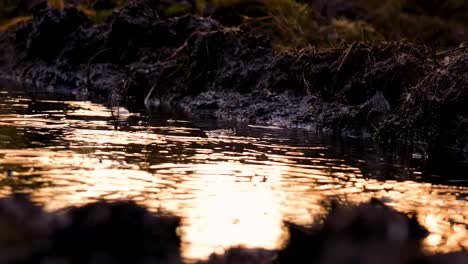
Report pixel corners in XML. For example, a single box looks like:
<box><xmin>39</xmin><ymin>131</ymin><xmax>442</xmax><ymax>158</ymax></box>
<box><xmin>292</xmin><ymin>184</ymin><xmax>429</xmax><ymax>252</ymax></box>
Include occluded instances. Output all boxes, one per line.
<box><xmin>0</xmin><ymin>87</ymin><xmax>467</xmax><ymax>260</ymax></box>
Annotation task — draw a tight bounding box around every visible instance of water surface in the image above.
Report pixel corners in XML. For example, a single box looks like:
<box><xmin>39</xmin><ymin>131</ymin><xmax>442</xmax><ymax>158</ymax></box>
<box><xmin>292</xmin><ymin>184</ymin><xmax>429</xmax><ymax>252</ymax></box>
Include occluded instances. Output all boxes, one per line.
<box><xmin>0</xmin><ymin>85</ymin><xmax>467</xmax><ymax>260</ymax></box>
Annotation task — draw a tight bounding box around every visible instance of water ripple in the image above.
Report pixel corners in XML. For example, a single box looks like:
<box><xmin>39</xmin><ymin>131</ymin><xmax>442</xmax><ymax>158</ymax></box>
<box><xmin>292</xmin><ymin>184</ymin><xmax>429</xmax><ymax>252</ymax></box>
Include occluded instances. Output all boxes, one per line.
<box><xmin>0</xmin><ymin>87</ymin><xmax>466</xmax><ymax>260</ymax></box>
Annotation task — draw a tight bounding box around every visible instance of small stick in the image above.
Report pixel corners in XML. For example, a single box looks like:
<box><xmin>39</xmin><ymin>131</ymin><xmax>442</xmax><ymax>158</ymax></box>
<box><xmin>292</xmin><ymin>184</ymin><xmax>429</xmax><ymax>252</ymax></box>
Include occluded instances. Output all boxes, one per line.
<box><xmin>338</xmin><ymin>41</ymin><xmax>358</xmax><ymax>72</ymax></box>
<box><xmin>436</xmin><ymin>45</ymin><xmax>467</xmax><ymax>57</ymax></box>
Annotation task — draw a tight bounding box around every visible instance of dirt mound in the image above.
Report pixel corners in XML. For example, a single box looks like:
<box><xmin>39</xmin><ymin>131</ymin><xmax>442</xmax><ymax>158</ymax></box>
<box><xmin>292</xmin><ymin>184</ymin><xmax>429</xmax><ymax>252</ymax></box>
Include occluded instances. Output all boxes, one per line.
<box><xmin>0</xmin><ymin>195</ymin><xmax>181</xmax><ymax>263</ymax></box>
<box><xmin>0</xmin><ymin>194</ymin><xmax>52</xmax><ymax>263</ymax></box>
<box><xmin>277</xmin><ymin>199</ymin><xmax>454</xmax><ymax>264</ymax></box>
<box><xmin>48</xmin><ymin>200</ymin><xmax>181</xmax><ymax>263</ymax></box>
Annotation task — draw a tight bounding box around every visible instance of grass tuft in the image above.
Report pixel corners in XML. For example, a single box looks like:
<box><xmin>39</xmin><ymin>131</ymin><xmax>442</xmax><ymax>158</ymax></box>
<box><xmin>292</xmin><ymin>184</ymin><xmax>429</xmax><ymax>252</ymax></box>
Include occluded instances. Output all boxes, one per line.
<box><xmin>213</xmin><ymin>0</ymin><xmax>320</xmax><ymax>49</ymax></box>
<box><xmin>48</xmin><ymin>0</ymin><xmax>65</xmax><ymax>10</ymax></box>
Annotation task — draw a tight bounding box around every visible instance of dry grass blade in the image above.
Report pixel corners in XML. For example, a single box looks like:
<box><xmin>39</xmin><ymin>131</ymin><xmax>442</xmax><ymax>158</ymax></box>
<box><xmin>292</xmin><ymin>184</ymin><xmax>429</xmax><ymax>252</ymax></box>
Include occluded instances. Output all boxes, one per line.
<box><xmin>0</xmin><ymin>16</ymin><xmax>32</xmax><ymax>32</ymax></box>
<box><xmin>338</xmin><ymin>41</ymin><xmax>358</xmax><ymax>72</ymax></box>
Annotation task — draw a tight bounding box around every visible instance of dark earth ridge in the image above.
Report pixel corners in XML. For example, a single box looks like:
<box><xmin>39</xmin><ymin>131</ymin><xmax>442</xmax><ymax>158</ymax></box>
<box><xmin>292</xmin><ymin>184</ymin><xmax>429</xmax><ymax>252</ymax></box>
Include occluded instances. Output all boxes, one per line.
<box><xmin>0</xmin><ymin>0</ymin><xmax>466</xmax><ymax>167</ymax></box>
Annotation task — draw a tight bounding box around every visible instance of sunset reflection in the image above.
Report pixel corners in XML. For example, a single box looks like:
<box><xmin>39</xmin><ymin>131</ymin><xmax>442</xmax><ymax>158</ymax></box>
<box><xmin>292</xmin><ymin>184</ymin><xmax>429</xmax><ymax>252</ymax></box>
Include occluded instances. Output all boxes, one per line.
<box><xmin>0</xmin><ymin>92</ymin><xmax>467</xmax><ymax>260</ymax></box>
<box><xmin>177</xmin><ymin>162</ymin><xmax>286</xmax><ymax>259</ymax></box>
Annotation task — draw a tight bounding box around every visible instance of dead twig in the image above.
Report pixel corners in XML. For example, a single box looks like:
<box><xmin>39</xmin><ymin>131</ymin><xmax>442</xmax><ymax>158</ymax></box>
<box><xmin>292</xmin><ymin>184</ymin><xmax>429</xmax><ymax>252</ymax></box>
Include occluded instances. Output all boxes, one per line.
<box><xmin>166</xmin><ymin>41</ymin><xmax>188</xmax><ymax>61</ymax></box>
<box><xmin>436</xmin><ymin>45</ymin><xmax>468</xmax><ymax>57</ymax></box>
<box><xmin>337</xmin><ymin>41</ymin><xmax>358</xmax><ymax>72</ymax></box>
<box><xmin>86</xmin><ymin>48</ymin><xmax>111</xmax><ymax>88</ymax></box>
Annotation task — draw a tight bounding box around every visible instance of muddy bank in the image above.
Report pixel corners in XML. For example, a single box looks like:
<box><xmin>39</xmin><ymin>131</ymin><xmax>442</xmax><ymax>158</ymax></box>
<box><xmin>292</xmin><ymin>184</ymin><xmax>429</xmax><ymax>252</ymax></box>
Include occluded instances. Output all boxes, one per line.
<box><xmin>0</xmin><ymin>0</ymin><xmax>466</xmax><ymax>163</ymax></box>
<box><xmin>0</xmin><ymin>194</ymin><xmax>466</xmax><ymax>263</ymax></box>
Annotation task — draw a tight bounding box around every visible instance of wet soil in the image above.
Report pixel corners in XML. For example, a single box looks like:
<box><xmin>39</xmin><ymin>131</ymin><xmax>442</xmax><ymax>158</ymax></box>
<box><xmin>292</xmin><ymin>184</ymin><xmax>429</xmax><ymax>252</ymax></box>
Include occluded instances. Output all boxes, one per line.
<box><xmin>0</xmin><ymin>0</ymin><xmax>466</xmax><ymax>163</ymax></box>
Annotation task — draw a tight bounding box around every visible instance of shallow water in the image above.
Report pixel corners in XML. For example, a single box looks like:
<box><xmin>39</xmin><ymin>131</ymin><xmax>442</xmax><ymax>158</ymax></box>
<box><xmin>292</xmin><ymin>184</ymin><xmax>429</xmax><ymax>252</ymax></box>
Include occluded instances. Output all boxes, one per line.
<box><xmin>0</xmin><ymin>85</ymin><xmax>467</xmax><ymax>260</ymax></box>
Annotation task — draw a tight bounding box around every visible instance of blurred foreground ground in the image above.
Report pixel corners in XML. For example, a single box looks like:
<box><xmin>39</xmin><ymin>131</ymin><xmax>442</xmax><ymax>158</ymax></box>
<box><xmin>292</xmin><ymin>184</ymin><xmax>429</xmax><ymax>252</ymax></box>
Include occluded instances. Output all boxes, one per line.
<box><xmin>0</xmin><ymin>194</ymin><xmax>466</xmax><ymax>263</ymax></box>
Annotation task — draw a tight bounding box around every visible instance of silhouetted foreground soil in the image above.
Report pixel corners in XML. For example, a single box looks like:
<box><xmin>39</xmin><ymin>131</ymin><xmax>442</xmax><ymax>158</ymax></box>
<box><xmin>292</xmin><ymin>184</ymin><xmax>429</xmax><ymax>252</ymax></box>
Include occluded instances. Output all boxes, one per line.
<box><xmin>0</xmin><ymin>194</ymin><xmax>466</xmax><ymax>263</ymax></box>
<box><xmin>0</xmin><ymin>194</ymin><xmax>181</xmax><ymax>263</ymax></box>
<box><xmin>0</xmin><ymin>0</ymin><xmax>467</xmax><ymax>164</ymax></box>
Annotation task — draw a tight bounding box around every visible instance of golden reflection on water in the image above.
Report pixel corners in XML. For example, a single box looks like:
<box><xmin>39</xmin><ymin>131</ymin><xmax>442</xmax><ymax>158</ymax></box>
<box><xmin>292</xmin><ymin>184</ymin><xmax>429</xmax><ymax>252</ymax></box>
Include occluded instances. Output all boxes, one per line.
<box><xmin>175</xmin><ymin>162</ymin><xmax>286</xmax><ymax>259</ymax></box>
<box><xmin>0</xmin><ymin>91</ymin><xmax>467</xmax><ymax>260</ymax></box>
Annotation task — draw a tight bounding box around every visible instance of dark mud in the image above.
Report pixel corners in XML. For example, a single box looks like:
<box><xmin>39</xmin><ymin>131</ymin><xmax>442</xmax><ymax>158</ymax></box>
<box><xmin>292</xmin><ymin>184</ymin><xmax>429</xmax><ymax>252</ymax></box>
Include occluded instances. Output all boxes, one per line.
<box><xmin>0</xmin><ymin>194</ymin><xmax>181</xmax><ymax>263</ymax></box>
<box><xmin>0</xmin><ymin>0</ymin><xmax>466</xmax><ymax>164</ymax></box>
<box><xmin>277</xmin><ymin>198</ymin><xmax>468</xmax><ymax>264</ymax></box>
<box><xmin>0</xmin><ymin>195</ymin><xmax>466</xmax><ymax>263</ymax></box>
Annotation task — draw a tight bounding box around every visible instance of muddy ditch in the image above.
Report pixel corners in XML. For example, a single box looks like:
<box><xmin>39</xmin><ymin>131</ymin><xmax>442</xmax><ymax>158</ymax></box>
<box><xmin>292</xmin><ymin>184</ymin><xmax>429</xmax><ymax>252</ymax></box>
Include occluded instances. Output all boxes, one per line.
<box><xmin>0</xmin><ymin>0</ymin><xmax>467</xmax><ymax>165</ymax></box>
